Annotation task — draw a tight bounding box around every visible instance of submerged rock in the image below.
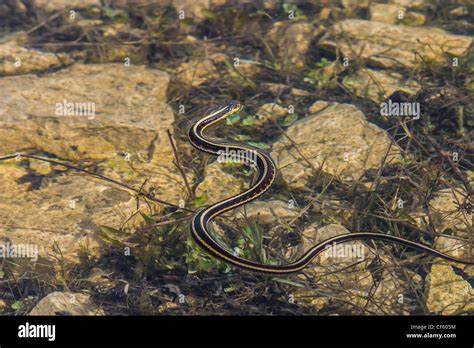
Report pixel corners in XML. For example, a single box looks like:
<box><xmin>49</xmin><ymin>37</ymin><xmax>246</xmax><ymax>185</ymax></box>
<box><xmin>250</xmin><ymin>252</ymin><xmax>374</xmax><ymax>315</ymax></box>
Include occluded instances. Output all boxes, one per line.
<box><xmin>176</xmin><ymin>53</ymin><xmax>259</xmax><ymax>88</ymax></box>
<box><xmin>293</xmin><ymin>223</ymin><xmax>422</xmax><ymax>315</ymax></box>
<box><xmin>195</xmin><ymin>161</ymin><xmax>241</xmax><ymax>203</ymax></box>
<box><xmin>34</xmin><ymin>0</ymin><xmax>101</xmax><ymax>12</ymax></box>
<box><xmin>318</xmin><ymin>19</ymin><xmax>472</xmax><ymax>69</ymax></box>
<box><xmin>0</xmin><ymin>34</ymin><xmax>72</xmax><ymax>75</ymax></box>
<box><xmin>30</xmin><ymin>291</ymin><xmax>105</xmax><ymax>315</ymax></box>
<box><xmin>426</xmin><ymin>264</ymin><xmax>474</xmax><ymax>315</ymax></box>
<box><xmin>370</xmin><ymin>3</ymin><xmax>426</xmax><ymax>26</ymax></box>
<box><xmin>266</xmin><ymin>21</ymin><xmax>315</xmax><ymax>71</ymax></box>
<box><xmin>171</xmin><ymin>0</ymin><xmax>227</xmax><ymax>22</ymax></box>
<box><xmin>350</xmin><ymin>68</ymin><xmax>420</xmax><ymax>103</ymax></box>
<box><xmin>234</xmin><ymin>200</ymin><xmax>300</xmax><ymax>225</ymax></box>
<box><xmin>254</xmin><ymin>103</ymin><xmax>288</xmax><ymax>126</ymax></box>
<box><xmin>177</xmin><ymin>57</ymin><xmax>220</xmax><ymax>88</ymax></box>
<box><xmin>0</xmin><ymin>63</ymin><xmax>190</xmax><ymax>272</ymax></box>
<box><xmin>0</xmin><ymin>63</ymin><xmax>173</xmax><ymax>164</ymax></box>
<box><xmin>271</xmin><ymin>102</ymin><xmax>402</xmax><ymax>187</ymax></box>
<box><xmin>0</xmin><ymin>164</ymin><xmax>135</xmax><ymax>267</ymax></box>
<box><xmin>413</xmin><ymin>187</ymin><xmax>473</xmax><ymax>276</ymax></box>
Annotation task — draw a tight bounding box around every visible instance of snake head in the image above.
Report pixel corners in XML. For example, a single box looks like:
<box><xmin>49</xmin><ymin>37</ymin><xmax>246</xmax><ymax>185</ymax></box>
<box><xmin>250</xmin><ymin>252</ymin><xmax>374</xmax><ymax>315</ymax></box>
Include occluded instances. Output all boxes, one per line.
<box><xmin>226</xmin><ymin>100</ymin><xmax>243</xmax><ymax>114</ymax></box>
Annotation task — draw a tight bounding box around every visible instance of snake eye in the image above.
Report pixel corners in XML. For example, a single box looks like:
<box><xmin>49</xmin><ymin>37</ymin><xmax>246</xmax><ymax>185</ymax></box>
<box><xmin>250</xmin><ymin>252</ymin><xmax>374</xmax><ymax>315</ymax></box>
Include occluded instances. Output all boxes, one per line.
<box><xmin>227</xmin><ymin>100</ymin><xmax>242</xmax><ymax>113</ymax></box>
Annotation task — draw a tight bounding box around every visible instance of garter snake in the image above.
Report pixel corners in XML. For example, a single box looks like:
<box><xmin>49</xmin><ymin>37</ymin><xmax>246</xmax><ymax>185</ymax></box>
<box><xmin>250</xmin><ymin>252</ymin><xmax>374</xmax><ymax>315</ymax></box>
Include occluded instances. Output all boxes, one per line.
<box><xmin>188</xmin><ymin>100</ymin><xmax>474</xmax><ymax>274</ymax></box>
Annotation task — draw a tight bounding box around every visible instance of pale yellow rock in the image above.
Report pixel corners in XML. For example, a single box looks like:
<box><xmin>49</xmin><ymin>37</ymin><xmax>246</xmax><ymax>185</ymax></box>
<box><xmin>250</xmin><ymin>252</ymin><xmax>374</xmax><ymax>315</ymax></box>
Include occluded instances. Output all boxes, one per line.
<box><xmin>0</xmin><ymin>64</ymin><xmax>190</xmax><ymax>272</ymax></box>
<box><xmin>171</xmin><ymin>0</ymin><xmax>227</xmax><ymax>21</ymax></box>
<box><xmin>341</xmin><ymin>0</ymin><xmax>369</xmax><ymax>14</ymax></box>
<box><xmin>294</xmin><ymin>223</ymin><xmax>422</xmax><ymax>314</ymax></box>
<box><xmin>370</xmin><ymin>3</ymin><xmax>402</xmax><ymax>24</ymax></box>
<box><xmin>85</xmin><ymin>23</ymin><xmax>149</xmax><ymax>64</ymax></box>
<box><xmin>308</xmin><ymin>101</ymin><xmax>330</xmax><ymax>114</ymax></box>
<box><xmin>351</xmin><ymin>68</ymin><xmax>420</xmax><ymax>103</ymax></box>
<box><xmin>370</xmin><ymin>3</ymin><xmax>425</xmax><ymax>26</ymax></box>
<box><xmin>0</xmin><ymin>38</ymin><xmax>72</xmax><ymax>75</ymax></box>
<box><xmin>228</xmin><ymin>58</ymin><xmax>261</xmax><ymax>83</ymax></box>
<box><xmin>426</xmin><ymin>264</ymin><xmax>474</xmax><ymax>315</ymax></box>
<box><xmin>261</xmin><ymin>83</ymin><xmax>312</xmax><ymax>97</ymax></box>
<box><xmin>392</xmin><ymin>0</ymin><xmax>426</xmax><ymax>8</ymax></box>
<box><xmin>176</xmin><ymin>57</ymin><xmax>219</xmax><ymax>87</ymax></box>
<box><xmin>255</xmin><ymin>103</ymin><xmax>288</xmax><ymax>126</ymax></box>
<box><xmin>35</xmin><ymin>0</ymin><xmax>100</xmax><ymax>12</ymax></box>
<box><xmin>413</xmin><ymin>187</ymin><xmax>473</xmax><ymax>276</ymax></box>
<box><xmin>319</xmin><ymin>7</ymin><xmax>332</xmax><ymax>21</ymax></box>
<box><xmin>319</xmin><ymin>19</ymin><xmax>472</xmax><ymax>69</ymax></box>
<box><xmin>30</xmin><ymin>291</ymin><xmax>105</xmax><ymax>315</ymax></box>
<box><xmin>234</xmin><ymin>200</ymin><xmax>300</xmax><ymax>225</ymax></box>
<box><xmin>404</xmin><ymin>11</ymin><xmax>426</xmax><ymax>26</ymax></box>
<box><xmin>29</xmin><ymin>159</ymin><xmax>53</xmax><ymax>176</ymax></box>
<box><xmin>300</xmin><ymin>224</ymin><xmax>368</xmax><ymax>265</ymax></box>
<box><xmin>195</xmin><ymin>162</ymin><xmax>241</xmax><ymax>203</ymax></box>
<box><xmin>449</xmin><ymin>6</ymin><xmax>468</xmax><ymax>18</ymax></box>
<box><xmin>181</xmin><ymin>52</ymin><xmax>260</xmax><ymax>87</ymax></box>
<box><xmin>158</xmin><ymin>301</ymin><xmax>179</xmax><ymax>313</ymax></box>
<box><xmin>0</xmin><ymin>167</ymin><xmax>135</xmax><ymax>267</ymax></box>
<box><xmin>0</xmin><ymin>63</ymin><xmax>174</xmax><ymax>165</ymax></box>
<box><xmin>266</xmin><ymin>22</ymin><xmax>314</xmax><ymax>71</ymax></box>
<box><xmin>271</xmin><ymin>102</ymin><xmax>402</xmax><ymax>187</ymax></box>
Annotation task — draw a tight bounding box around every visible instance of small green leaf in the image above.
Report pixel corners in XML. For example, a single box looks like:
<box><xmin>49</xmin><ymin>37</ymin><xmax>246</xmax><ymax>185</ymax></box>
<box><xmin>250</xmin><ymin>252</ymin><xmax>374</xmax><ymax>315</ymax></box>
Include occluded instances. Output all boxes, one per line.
<box><xmin>103</xmin><ymin>7</ymin><xmax>129</xmax><ymax>21</ymax></box>
<box><xmin>0</xmin><ymin>270</ymin><xmax>4</xmax><ymax>279</ymax></box>
<box><xmin>11</xmin><ymin>301</ymin><xmax>24</xmax><ymax>310</ymax></box>
<box><xmin>242</xmin><ymin>115</ymin><xmax>256</xmax><ymax>126</ymax></box>
<box><xmin>248</xmin><ymin>142</ymin><xmax>270</xmax><ymax>150</ymax></box>
<box><xmin>342</xmin><ymin>76</ymin><xmax>354</xmax><ymax>91</ymax></box>
<box><xmin>280</xmin><ymin>113</ymin><xmax>299</xmax><ymax>127</ymax></box>
<box><xmin>235</xmin><ymin>134</ymin><xmax>252</xmax><ymax>141</ymax></box>
<box><xmin>226</xmin><ymin>113</ymin><xmax>241</xmax><ymax>125</ymax></box>
<box><xmin>315</xmin><ymin>58</ymin><xmax>332</xmax><ymax>69</ymax></box>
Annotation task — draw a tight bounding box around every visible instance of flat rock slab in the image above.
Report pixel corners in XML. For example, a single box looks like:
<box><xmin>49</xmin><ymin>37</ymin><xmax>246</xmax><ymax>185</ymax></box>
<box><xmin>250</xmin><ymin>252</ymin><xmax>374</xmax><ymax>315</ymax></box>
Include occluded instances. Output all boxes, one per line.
<box><xmin>412</xmin><ymin>187</ymin><xmax>473</xmax><ymax>276</ymax></box>
<box><xmin>234</xmin><ymin>200</ymin><xmax>300</xmax><ymax>225</ymax></box>
<box><xmin>318</xmin><ymin>19</ymin><xmax>472</xmax><ymax>69</ymax></box>
<box><xmin>266</xmin><ymin>21</ymin><xmax>315</xmax><ymax>71</ymax></box>
<box><xmin>294</xmin><ymin>223</ymin><xmax>422</xmax><ymax>314</ymax></box>
<box><xmin>426</xmin><ymin>264</ymin><xmax>474</xmax><ymax>315</ymax></box>
<box><xmin>0</xmin><ymin>63</ymin><xmax>173</xmax><ymax>165</ymax></box>
<box><xmin>271</xmin><ymin>102</ymin><xmax>402</xmax><ymax>187</ymax></box>
<box><xmin>0</xmin><ymin>34</ymin><xmax>72</xmax><ymax>76</ymax></box>
<box><xmin>195</xmin><ymin>162</ymin><xmax>241</xmax><ymax>203</ymax></box>
<box><xmin>34</xmin><ymin>0</ymin><xmax>101</xmax><ymax>12</ymax></box>
<box><xmin>30</xmin><ymin>291</ymin><xmax>104</xmax><ymax>315</ymax></box>
<box><xmin>351</xmin><ymin>68</ymin><xmax>420</xmax><ymax>103</ymax></box>
<box><xmin>0</xmin><ymin>63</ymin><xmax>191</xmax><ymax>272</ymax></box>
<box><xmin>0</xmin><ymin>164</ymin><xmax>135</xmax><ymax>266</ymax></box>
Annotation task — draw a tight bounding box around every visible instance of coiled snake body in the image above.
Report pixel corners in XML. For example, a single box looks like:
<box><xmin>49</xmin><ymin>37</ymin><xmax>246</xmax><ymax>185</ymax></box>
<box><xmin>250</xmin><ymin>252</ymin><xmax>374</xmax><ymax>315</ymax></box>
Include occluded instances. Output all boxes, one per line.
<box><xmin>188</xmin><ymin>101</ymin><xmax>474</xmax><ymax>273</ymax></box>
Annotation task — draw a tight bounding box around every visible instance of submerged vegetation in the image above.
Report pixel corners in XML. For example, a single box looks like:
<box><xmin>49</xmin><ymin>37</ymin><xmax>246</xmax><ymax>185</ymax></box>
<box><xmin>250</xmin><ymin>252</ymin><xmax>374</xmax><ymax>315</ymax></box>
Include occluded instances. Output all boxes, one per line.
<box><xmin>0</xmin><ymin>0</ymin><xmax>473</xmax><ymax>315</ymax></box>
